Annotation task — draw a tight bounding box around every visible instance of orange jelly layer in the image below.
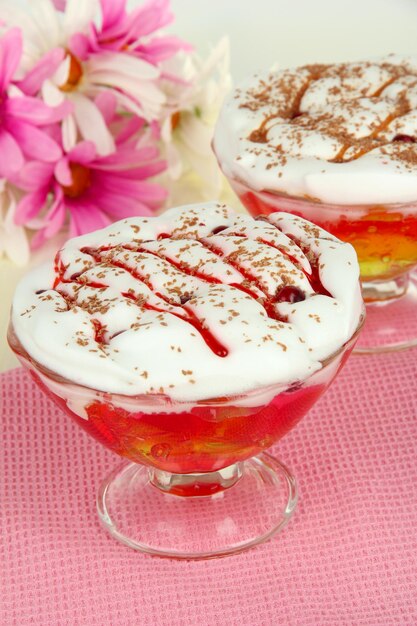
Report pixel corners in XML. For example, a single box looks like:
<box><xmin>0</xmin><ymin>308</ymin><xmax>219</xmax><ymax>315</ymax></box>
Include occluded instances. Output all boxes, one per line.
<box><xmin>240</xmin><ymin>191</ymin><xmax>417</xmax><ymax>282</ymax></box>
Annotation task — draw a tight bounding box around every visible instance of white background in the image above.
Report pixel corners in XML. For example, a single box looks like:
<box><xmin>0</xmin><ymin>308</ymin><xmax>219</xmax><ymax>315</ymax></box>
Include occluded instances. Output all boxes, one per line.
<box><xmin>166</xmin><ymin>0</ymin><xmax>417</xmax><ymax>79</ymax></box>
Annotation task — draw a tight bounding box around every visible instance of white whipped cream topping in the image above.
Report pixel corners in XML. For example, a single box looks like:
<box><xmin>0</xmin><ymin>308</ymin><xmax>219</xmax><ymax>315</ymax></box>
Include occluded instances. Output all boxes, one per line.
<box><xmin>12</xmin><ymin>203</ymin><xmax>362</xmax><ymax>401</ymax></box>
<box><xmin>214</xmin><ymin>56</ymin><xmax>417</xmax><ymax>204</ymax></box>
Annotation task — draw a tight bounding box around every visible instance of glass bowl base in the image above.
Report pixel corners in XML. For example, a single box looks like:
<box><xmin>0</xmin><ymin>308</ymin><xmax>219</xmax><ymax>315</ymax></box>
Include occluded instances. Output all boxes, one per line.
<box><xmin>355</xmin><ymin>272</ymin><xmax>417</xmax><ymax>354</ymax></box>
<box><xmin>97</xmin><ymin>453</ymin><xmax>298</xmax><ymax>560</ymax></box>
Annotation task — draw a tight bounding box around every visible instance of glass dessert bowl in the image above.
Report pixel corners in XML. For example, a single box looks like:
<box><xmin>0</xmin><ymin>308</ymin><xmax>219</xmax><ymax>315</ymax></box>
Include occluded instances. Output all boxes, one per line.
<box><xmin>9</xmin><ymin>203</ymin><xmax>364</xmax><ymax>559</ymax></box>
<box><xmin>213</xmin><ymin>56</ymin><xmax>417</xmax><ymax>353</ymax></box>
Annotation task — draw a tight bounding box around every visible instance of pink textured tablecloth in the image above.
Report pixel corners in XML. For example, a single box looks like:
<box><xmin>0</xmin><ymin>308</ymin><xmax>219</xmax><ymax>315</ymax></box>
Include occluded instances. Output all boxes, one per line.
<box><xmin>1</xmin><ymin>350</ymin><xmax>417</xmax><ymax>626</ymax></box>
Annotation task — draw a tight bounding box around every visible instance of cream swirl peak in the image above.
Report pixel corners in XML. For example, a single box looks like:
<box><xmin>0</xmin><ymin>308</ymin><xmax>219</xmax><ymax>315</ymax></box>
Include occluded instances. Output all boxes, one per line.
<box><xmin>12</xmin><ymin>203</ymin><xmax>362</xmax><ymax>400</ymax></box>
<box><xmin>214</xmin><ymin>56</ymin><xmax>417</xmax><ymax>204</ymax></box>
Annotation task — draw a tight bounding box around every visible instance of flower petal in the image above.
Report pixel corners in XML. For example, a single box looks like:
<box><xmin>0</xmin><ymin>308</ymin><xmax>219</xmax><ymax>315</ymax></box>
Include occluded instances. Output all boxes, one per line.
<box><xmin>6</xmin><ymin>94</ymin><xmax>71</xmax><ymax>125</ymax></box>
<box><xmin>0</xmin><ymin>28</ymin><xmax>23</xmax><ymax>92</ymax></box>
<box><xmin>163</xmin><ymin>142</ymin><xmax>183</xmax><ymax>180</ymax></box>
<box><xmin>0</xmin><ymin>130</ymin><xmax>25</xmax><ymax>178</ymax></box>
<box><xmin>101</xmin><ymin>160</ymin><xmax>167</xmax><ymax>179</ymax></box>
<box><xmin>87</xmin><ymin>51</ymin><xmax>160</xmax><ymax>81</ymax></box>
<box><xmin>30</xmin><ymin>199</ymin><xmax>65</xmax><ymax>249</ymax></box>
<box><xmin>29</xmin><ymin>189</ymin><xmax>66</xmax><ymax>249</ymax></box>
<box><xmin>17</xmin><ymin>47</ymin><xmax>65</xmax><ymax>96</ymax></box>
<box><xmin>114</xmin><ymin>116</ymin><xmax>145</xmax><ymax>145</ymax></box>
<box><xmin>94</xmin><ymin>91</ymin><xmax>117</xmax><ymax>124</ymax></box>
<box><xmin>95</xmin><ymin>87</ymin><xmax>145</xmax><ymax>119</ymax></box>
<box><xmin>68</xmin><ymin>33</ymin><xmax>90</xmax><ymax>61</ymax></box>
<box><xmin>62</xmin><ymin>114</ymin><xmax>78</xmax><ymax>152</ymax></box>
<box><xmin>52</xmin><ymin>55</ymin><xmax>71</xmax><ymax>88</ymax></box>
<box><xmin>72</xmin><ymin>93</ymin><xmax>115</xmax><ymax>156</ymax></box>
<box><xmin>67</xmin><ymin>140</ymin><xmax>96</xmax><ymax>163</ymax></box>
<box><xmin>68</xmin><ymin>200</ymin><xmax>110</xmax><ymax>237</ymax></box>
<box><xmin>97</xmin><ymin>174</ymin><xmax>167</xmax><ymax>204</ymax></box>
<box><xmin>42</xmin><ymin>79</ymin><xmax>66</xmax><ymax>107</ymax></box>
<box><xmin>99</xmin><ymin>0</ymin><xmax>126</xmax><ymax>30</ymax></box>
<box><xmin>93</xmin><ymin>191</ymin><xmax>155</xmax><ymax>217</ymax></box>
<box><xmin>9</xmin><ymin>120</ymin><xmax>62</xmax><ymax>162</ymax></box>
<box><xmin>135</xmin><ymin>35</ymin><xmax>191</xmax><ymax>63</ymax></box>
<box><xmin>93</xmin><ymin>145</ymin><xmax>161</xmax><ymax>170</ymax></box>
<box><xmin>15</xmin><ymin>189</ymin><xmax>48</xmax><ymax>225</ymax></box>
<box><xmin>15</xmin><ymin>161</ymin><xmax>54</xmax><ymax>191</ymax></box>
<box><xmin>64</xmin><ymin>0</ymin><xmax>98</xmax><ymax>39</ymax></box>
<box><xmin>25</xmin><ymin>0</ymin><xmax>62</xmax><ymax>53</ymax></box>
<box><xmin>125</xmin><ymin>0</ymin><xmax>173</xmax><ymax>39</ymax></box>
<box><xmin>0</xmin><ymin>3</ymin><xmax>60</xmax><ymax>73</ymax></box>
<box><xmin>40</xmin><ymin>190</ymin><xmax>66</xmax><ymax>238</ymax></box>
<box><xmin>87</xmin><ymin>69</ymin><xmax>165</xmax><ymax>119</ymax></box>
<box><xmin>178</xmin><ymin>115</ymin><xmax>213</xmax><ymax>157</ymax></box>
<box><xmin>52</xmin><ymin>0</ymin><xmax>67</xmax><ymax>10</ymax></box>
<box><xmin>54</xmin><ymin>157</ymin><xmax>72</xmax><ymax>186</ymax></box>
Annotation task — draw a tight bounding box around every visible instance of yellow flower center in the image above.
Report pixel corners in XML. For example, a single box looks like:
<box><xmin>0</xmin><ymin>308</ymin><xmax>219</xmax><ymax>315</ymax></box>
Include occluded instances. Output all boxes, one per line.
<box><xmin>171</xmin><ymin>111</ymin><xmax>181</xmax><ymax>131</ymax></box>
<box><xmin>60</xmin><ymin>52</ymin><xmax>83</xmax><ymax>92</ymax></box>
<box><xmin>62</xmin><ymin>163</ymin><xmax>91</xmax><ymax>198</ymax></box>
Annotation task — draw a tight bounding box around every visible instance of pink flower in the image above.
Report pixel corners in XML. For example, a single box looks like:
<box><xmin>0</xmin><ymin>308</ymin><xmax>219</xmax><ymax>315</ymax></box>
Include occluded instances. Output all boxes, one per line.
<box><xmin>52</xmin><ymin>0</ymin><xmax>67</xmax><ymax>10</ymax></box>
<box><xmin>14</xmin><ymin>95</ymin><xmax>168</xmax><ymax>247</ymax></box>
<box><xmin>83</xmin><ymin>0</ymin><xmax>190</xmax><ymax>65</ymax></box>
<box><xmin>3</xmin><ymin>1</ymin><xmax>190</xmax><ymax>155</ymax></box>
<box><xmin>0</xmin><ymin>28</ymin><xmax>70</xmax><ymax>179</ymax></box>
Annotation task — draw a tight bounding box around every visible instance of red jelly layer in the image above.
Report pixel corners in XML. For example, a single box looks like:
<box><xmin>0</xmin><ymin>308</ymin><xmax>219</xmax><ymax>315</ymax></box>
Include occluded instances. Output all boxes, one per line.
<box><xmin>42</xmin><ymin>381</ymin><xmax>326</xmax><ymax>474</ymax></box>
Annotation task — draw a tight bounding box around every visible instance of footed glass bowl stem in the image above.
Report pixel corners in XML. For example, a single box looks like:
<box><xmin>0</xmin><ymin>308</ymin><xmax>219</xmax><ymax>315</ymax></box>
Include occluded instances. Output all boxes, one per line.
<box><xmin>97</xmin><ymin>454</ymin><xmax>298</xmax><ymax>559</ymax></box>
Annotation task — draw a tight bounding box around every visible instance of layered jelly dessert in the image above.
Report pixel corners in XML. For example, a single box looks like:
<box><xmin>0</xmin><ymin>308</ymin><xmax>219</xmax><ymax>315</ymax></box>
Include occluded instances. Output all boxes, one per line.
<box><xmin>9</xmin><ymin>203</ymin><xmax>363</xmax><ymax>475</ymax></box>
<box><xmin>213</xmin><ymin>57</ymin><xmax>417</xmax><ymax>282</ymax></box>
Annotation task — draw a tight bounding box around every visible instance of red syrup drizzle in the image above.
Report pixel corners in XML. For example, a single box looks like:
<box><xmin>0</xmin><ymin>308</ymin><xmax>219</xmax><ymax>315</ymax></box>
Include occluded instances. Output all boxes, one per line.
<box><xmin>53</xmin><ymin>250</ymin><xmax>68</xmax><ymax>289</ymax></box>
<box><xmin>393</xmin><ymin>134</ymin><xmax>416</xmax><ymax>143</ymax></box>
<box><xmin>122</xmin><ymin>244</ymin><xmax>223</xmax><ymax>286</ymax></box>
<box><xmin>197</xmin><ymin>238</ymin><xmax>287</xmax><ymax>322</ymax></box>
<box><xmin>304</xmin><ymin>264</ymin><xmax>331</xmax><ymax>297</ymax></box>
<box><xmin>255</xmin><ymin>218</ymin><xmax>332</xmax><ymax>298</ymax></box>
<box><xmin>199</xmin><ymin>231</ymin><xmax>329</xmax><ymax>318</ymax></box>
<box><xmin>79</xmin><ymin>246</ymin><xmax>229</xmax><ymax>357</ymax></box>
<box><xmin>257</xmin><ymin>237</ymin><xmax>304</xmax><ymax>271</ymax></box>
<box><xmin>143</xmin><ymin>302</ymin><xmax>228</xmax><ymax>358</ymax></box>
<box><xmin>53</xmin><ymin>220</ymin><xmax>328</xmax><ymax>356</ymax></box>
<box><xmin>53</xmin><ymin>284</ymin><xmax>109</xmax><ymax>346</ymax></box>
<box><xmin>259</xmin><ymin>236</ymin><xmax>330</xmax><ymax>297</ymax></box>
<box><xmin>91</xmin><ymin>318</ymin><xmax>107</xmax><ymax>344</ymax></box>
<box><xmin>53</xmin><ymin>250</ymin><xmax>107</xmax><ymax>290</ymax></box>
<box><xmin>275</xmin><ymin>285</ymin><xmax>306</xmax><ymax>303</ymax></box>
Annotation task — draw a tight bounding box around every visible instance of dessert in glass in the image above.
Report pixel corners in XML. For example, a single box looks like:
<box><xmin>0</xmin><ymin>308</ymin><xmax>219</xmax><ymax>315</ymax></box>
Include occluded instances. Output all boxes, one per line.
<box><xmin>213</xmin><ymin>56</ymin><xmax>417</xmax><ymax>352</ymax></box>
<box><xmin>9</xmin><ymin>203</ymin><xmax>364</xmax><ymax>559</ymax></box>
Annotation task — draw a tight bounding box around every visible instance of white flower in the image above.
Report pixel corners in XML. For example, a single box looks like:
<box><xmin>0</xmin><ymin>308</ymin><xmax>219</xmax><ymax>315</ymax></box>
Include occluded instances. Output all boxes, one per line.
<box><xmin>1</xmin><ymin>0</ymin><xmax>166</xmax><ymax>156</ymax></box>
<box><xmin>0</xmin><ymin>182</ymin><xmax>30</xmax><ymax>266</ymax></box>
<box><xmin>0</xmin><ymin>0</ymin><xmax>98</xmax><ymax>71</ymax></box>
<box><xmin>42</xmin><ymin>50</ymin><xmax>164</xmax><ymax>156</ymax></box>
<box><xmin>158</xmin><ymin>37</ymin><xmax>232</xmax><ymax>201</ymax></box>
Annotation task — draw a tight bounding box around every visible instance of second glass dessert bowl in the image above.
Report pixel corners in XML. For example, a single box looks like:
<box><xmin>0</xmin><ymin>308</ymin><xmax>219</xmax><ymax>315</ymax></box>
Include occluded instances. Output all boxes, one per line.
<box><xmin>213</xmin><ymin>56</ymin><xmax>417</xmax><ymax>353</ymax></box>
